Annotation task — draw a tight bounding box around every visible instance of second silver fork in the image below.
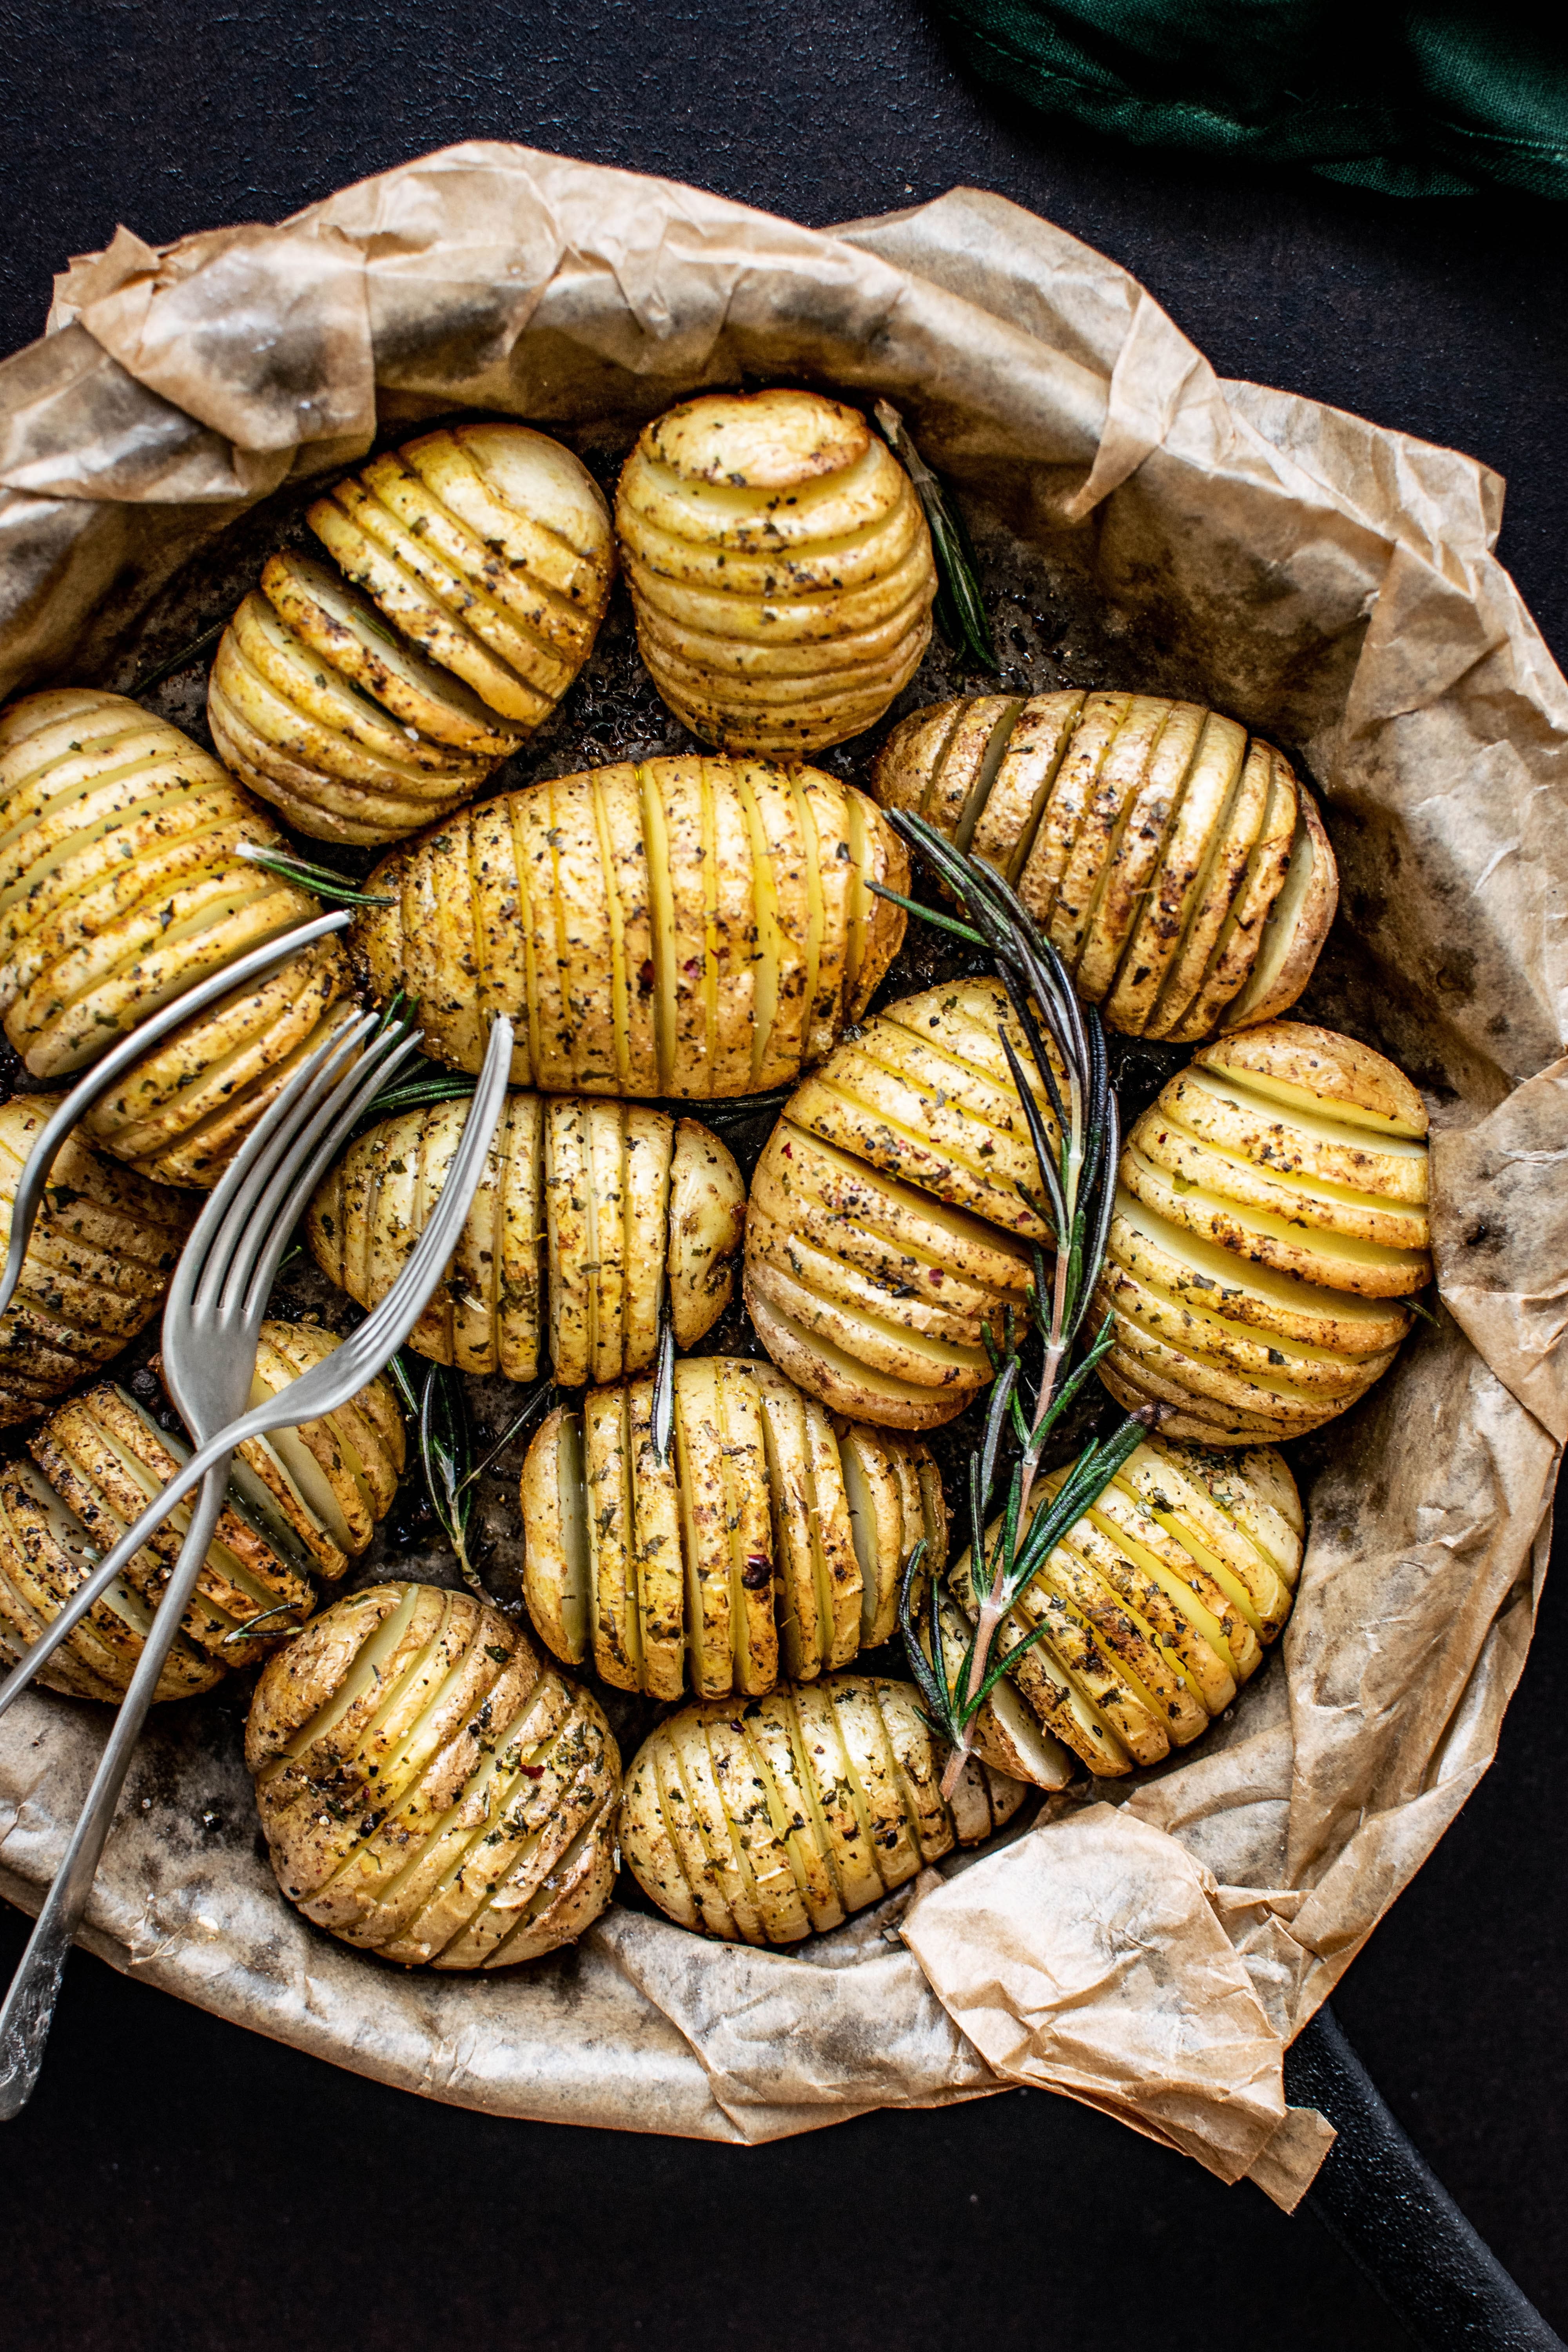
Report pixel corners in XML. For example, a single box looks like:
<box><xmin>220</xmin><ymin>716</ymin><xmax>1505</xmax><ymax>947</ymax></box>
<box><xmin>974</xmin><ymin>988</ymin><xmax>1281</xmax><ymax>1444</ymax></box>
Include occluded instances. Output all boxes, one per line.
<box><xmin>0</xmin><ymin>1001</ymin><xmax>423</xmax><ymax>2117</ymax></box>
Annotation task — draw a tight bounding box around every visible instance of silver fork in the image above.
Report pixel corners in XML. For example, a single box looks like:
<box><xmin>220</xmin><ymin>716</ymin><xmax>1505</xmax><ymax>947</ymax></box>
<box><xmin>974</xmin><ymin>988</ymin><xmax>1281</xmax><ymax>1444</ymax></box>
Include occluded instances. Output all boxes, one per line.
<box><xmin>0</xmin><ymin>1005</ymin><xmax>511</xmax><ymax>2115</ymax></box>
<box><xmin>0</xmin><ymin>909</ymin><xmax>351</xmax><ymax>1324</ymax></box>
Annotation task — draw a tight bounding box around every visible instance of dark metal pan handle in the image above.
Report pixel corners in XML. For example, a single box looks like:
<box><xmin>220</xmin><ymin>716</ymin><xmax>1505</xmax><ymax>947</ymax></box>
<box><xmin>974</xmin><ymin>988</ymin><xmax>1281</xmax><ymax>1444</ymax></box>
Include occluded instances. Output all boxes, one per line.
<box><xmin>1288</xmin><ymin>2004</ymin><xmax>1563</xmax><ymax>2350</ymax></box>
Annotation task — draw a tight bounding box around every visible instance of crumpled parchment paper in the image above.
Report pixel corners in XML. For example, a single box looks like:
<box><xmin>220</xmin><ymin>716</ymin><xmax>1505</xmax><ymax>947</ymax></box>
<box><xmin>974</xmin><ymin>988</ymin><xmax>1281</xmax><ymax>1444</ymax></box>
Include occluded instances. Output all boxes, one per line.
<box><xmin>1</xmin><ymin>145</ymin><xmax>1563</xmax><ymax>2211</ymax></box>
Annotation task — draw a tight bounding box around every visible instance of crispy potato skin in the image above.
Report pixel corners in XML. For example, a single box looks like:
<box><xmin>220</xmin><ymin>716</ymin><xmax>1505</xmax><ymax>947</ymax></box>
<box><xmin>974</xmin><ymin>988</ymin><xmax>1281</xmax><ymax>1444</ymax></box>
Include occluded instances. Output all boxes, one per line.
<box><xmin>0</xmin><ymin>688</ymin><xmax>360</xmax><ymax>1187</ymax></box>
<box><xmin>247</xmin><ymin>1584</ymin><xmax>620</xmax><ymax>1969</ymax></box>
<box><xmin>743</xmin><ymin>978</ymin><xmax>1050</xmax><ymax>1429</ymax></box>
<box><xmin>616</xmin><ymin>390</ymin><xmax>937</xmax><ymax>757</ymax></box>
<box><xmin>348</xmin><ymin>757</ymin><xmax>906</xmax><ymax>1095</ymax></box>
<box><xmin>946</xmin><ymin>1436</ymin><xmax>1303</xmax><ymax>1780</ymax></box>
<box><xmin>307</xmin><ymin>1090</ymin><xmax>741</xmax><ymax>1383</ymax></box>
<box><xmin>620</xmin><ymin>1671</ymin><xmax>1026</xmax><ymax>1943</ymax></box>
<box><xmin>519</xmin><ymin>1357</ymin><xmax>944</xmax><ymax>1699</ymax></box>
<box><xmin>1095</xmin><ymin>1021</ymin><xmax>1429</xmax><ymax>1442</ymax></box>
<box><xmin>872</xmin><ymin>693</ymin><xmax>1338</xmax><ymax>1040</ymax></box>
<box><xmin>0</xmin><ymin>1097</ymin><xmax>193</xmax><ymax>1428</ymax></box>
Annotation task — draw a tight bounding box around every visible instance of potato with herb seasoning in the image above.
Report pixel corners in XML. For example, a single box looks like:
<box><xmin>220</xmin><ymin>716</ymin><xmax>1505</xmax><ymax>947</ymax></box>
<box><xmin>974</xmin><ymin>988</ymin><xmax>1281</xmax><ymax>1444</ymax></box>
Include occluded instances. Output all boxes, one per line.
<box><xmin>0</xmin><ymin>1096</ymin><xmax>193</xmax><ymax>1429</ymax></box>
<box><xmin>744</xmin><ymin>976</ymin><xmax>1059</xmax><ymax>1429</ymax></box>
<box><xmin>0</xmin><ymin>689</ymin><xmax>360</xmax><ymax>1186</ymax></box>
<box><xmin>616</xmin><ymin>388</ymin><xmax>937</xmax><ymax>755</ymax></box>
<box><xmin>308</xmin><ymin>423</ymin><xmax>615</xmax><ymax>732</ymax></box>
<box><xmin>1096</xmin><ymin>1022</ymin><xmax>1430</xmax><ymax>1441</ymax></box>
<box><xmin>873</xmin><ymin>691</ymin><xmax>1337</xmax><ymax>1039</ymax></box>
<box><xmin>307</xmin><ymin>1093</ymin><xmax>745</xmax><ymax>1384</ymax></box>
<box><xmin>350</xmin><ymin>754</ymin><xmax>907</xmax><ymax>1094</ymax></box>
<box><xmin>246</xmin><ymin>1583</ymin><xmax>621</xmax><ymax>1969</ymax></box>
<box><xmin>619</xmin><ymin>1671</ymin><xmax>1026</xmax><ymax>1944</ymax></box>
<box><xmin>520</xmin><ymin>1355</ymin><xmax>944</xmax><ymax>1700</ymax></box>
<box><xmin>945</xmin><ymin>1435</ymin><xmax>1304</xmax><ymax>1781</ymax></box>
<box><xmin>0</xmin><ymin>1324</ymin><xmax>404</xmax><ymax>1696</ymax></box>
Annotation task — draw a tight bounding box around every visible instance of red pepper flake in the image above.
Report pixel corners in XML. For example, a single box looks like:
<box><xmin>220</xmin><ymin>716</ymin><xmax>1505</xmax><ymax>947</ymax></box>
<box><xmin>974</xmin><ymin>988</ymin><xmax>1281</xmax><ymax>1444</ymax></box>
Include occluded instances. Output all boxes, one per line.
<box><xmin>928</xmin><ymin>1269</ymin><xmax>944</xmax><ymax>1285</ymax></box>
<box><xmin>521</xmin><ymin>1764</ymin><xmax>544</xmax><ymax>1780</ymax></box>
<box><xmin>637</xmin><ymin>958</ymin><xmax>655</xmax><ymax>994</ymax></box>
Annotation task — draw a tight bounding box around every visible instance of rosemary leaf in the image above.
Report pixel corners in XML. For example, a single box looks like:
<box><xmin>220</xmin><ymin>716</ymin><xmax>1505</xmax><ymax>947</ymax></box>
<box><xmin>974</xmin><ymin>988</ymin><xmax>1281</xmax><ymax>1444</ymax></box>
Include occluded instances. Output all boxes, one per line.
<box><xmin>416</xmin><ymin>1358</ymin><xmax>490</xmax><ymax>1600</ymax></box>
<box><xmin>220</xmin><ymin>1600</ymin><xmax>306</xmax><ymax>1644</ymax></box>
<box><xmin>652</xmin><ymin>1295</ymin><xmax>676</xmax><ymax>1465</ymax></box>
<box><xmin>873</xmin><ymin>400</ymin><xmax>998</xmax><ymax>672</ymax></box>
<box><xmin>235</xmin><ymin>841</ymin><xmax>394</xmax><ymax>908</ymax></box>
<box><xmin>131</xmin><ymin>617</ymin><xmax>230</xmax><ymax>696</ymax></box>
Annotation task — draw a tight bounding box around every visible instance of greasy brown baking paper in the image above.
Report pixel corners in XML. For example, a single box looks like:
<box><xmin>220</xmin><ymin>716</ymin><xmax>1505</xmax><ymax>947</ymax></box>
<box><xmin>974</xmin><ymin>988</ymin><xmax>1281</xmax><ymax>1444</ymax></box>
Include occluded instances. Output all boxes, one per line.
<box><xmin>1</xmin><ymin>144</ymin><xmax>1565</xmax><ymax>2210</ymax></box>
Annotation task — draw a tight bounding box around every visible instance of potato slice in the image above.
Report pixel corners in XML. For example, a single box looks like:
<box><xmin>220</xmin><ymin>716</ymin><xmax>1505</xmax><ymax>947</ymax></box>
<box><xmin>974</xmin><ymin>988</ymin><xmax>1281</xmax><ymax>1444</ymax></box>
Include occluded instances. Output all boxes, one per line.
<box><xmin>745</xmin><ymin>1279</ymin><xmax>981</xmax><ymax>1432</ymax></box>
<box><xmin>584</xmin><ymin>1384</ymin><xmax>640</xmax><ymax>1690</ymax></box>
<box><xmin>1166</xmin><ymin>746</ymin><xmax>1298</xmax><ymax>1042</ymax></box>
<box><xmin>1076</xmin><ymin>701</ymin><xmax>1207</xmax><ymax>1000</ymax></box>
<box><xmin>667</xmin><ymin>1119</ymin><xmax>745</xmax><ymax>1348</ymax></box>
<box><xmin>1221</xmin><ymin>787</ymin><xmax>1339</xmax><ymax>1031</ymax></box>
<box><xmin>623</xmin><ymin>1109</ymin><xmax>675</xmax><ymax>1374</ymax></box>
<box><xmin>627</xmin><ymin>1376</ymin><xmax>685</xmax><ymax>1702</ymax></box>
<box><xmin>521</xmin><ymin>1406</ymin><xmax>592</xmax><ymax>1666</ymax></box>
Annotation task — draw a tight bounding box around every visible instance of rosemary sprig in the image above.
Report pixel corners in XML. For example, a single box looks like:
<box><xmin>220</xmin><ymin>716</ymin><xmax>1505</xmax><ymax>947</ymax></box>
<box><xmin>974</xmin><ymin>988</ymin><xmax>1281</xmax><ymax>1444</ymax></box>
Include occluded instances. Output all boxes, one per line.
<box><xmin>881</xmin><ymin>815</ymin><xmax>1158</xmax><ymax>1797</ymax></box>
<box><xmin>220</xmin><ymin>1599</ymin><xmax>307</xmax><ymax>1645</ymax></box>
<box><xmin>389</xmin><ymin>1350</ymin><xmax>554</xmax><ymax>1602</ymax></box>
<box><xmin>131</xmin><ymin>617</ymin><xmax>230</xmax><ymax>697</ymax></box>
<box><xmin>874</xmin><ymin>399</ymin><xmax>997</xmax><ymax>673</ymax></box>
<box><xmin>235</xmin><ymin>840</ymin><xmax>393</xmax><ymax>908</ymax></box>
<box><xmin>651</xmin><ymin>1289</ymin><xmax>676</xmax><ymax>1465</ymax></box>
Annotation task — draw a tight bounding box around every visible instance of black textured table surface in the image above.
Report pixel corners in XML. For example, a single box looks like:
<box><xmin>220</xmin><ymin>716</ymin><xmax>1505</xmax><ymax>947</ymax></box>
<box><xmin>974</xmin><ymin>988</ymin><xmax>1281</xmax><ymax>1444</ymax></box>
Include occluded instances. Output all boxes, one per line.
<box><xmin>1</xmin><ymin>6</ymin><xmax>1565</xmax><ymax>2347</ymax></box>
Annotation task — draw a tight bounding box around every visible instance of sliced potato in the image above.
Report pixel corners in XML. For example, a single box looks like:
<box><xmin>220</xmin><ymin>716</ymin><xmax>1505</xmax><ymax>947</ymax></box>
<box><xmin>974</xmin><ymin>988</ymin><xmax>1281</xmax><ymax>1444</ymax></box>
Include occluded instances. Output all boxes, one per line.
<box><xmin>309</xmin><ymin>1089</ymin><xmax>738</xmax><ymax>1384</ymax></box>
<box><xmin>209</xmin><ymin>593</ymin><xmax>489</xmax><ymax>846</ymax></box>
<box><xmin>305</xmin><ymin>424</ymin><xmax>613</xmax><ymax>730</ymax></box>
<box><xmin>620</xmin><ymin>1670</ymin><xmax>1027</xmax><ymax>1944</ymax></box>
<box><xmin>0</xmin><ymin>1097</ymin><xmax>192</xmax><ymax>1428</ymax></box>
<box><xmin>873</xmin><ymin>693</ymin><xmax>1338</xmax><ymax>1038</ymax></box>
<box><xmin>0</xmin><ymin>1454</ymin><xmax>221</xmax><ymax>1703</ymax></box>
<box><xmin>945</xmin><ymin>1435</ymin><xmax>1302</xmax><ymax>1781</ymax></box>
<box><xmin>350</xmin><ymin>757</ymin><xmax>907</xmax><ymax>1095</ymax></box>
<box><xmin>0</xmin><ymin>688</ymin><xmax>359</xmax><ymax>1186</ymax></box>
<box><xmin>744</xmin><ymin>976</ymin><xmax>1057</xmax><ymax>1429</ymax></box>
<box><xmin>1094</xmin><ymin>1021</ymin><xmax>1428</xmax><ymax>1441</ymax></box>
<box><xmin>616</xmin><ymin>390</ymin><xmax>936</xmax><ymax>755</ymax></box>
<box><xmin>246</xmin><ymin>1584</ymin><xmax>620</xmax><ymax>1969</ymax></box>
<box><xmin>520</xmin><ymin>1357</ymin><xmax>941</xmax><ymax>1699</ymax></box>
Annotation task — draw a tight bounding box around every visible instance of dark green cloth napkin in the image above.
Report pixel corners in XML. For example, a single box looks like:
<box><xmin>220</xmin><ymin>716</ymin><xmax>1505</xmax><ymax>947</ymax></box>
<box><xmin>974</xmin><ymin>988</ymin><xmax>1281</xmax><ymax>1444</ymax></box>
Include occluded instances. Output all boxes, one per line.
<box><xmin>929</xmin><ymin>2</ymin><xmax>1568</xmax><ymax>195</ymax></box>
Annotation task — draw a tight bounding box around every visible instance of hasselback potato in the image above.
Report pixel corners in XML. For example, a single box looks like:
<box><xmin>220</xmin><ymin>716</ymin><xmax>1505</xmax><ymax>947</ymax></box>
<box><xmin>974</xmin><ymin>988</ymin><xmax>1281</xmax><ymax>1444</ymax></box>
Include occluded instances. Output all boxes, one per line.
<box><xmin>521</xmin><ymin>1356</ymin><xmax>944</xmax><ymax>1700</ymax></box>
<box><xmin>208</xmin><ymin>561</ymin><xmax>497</xmax><ymax>848</ymax></box>
<box><xmin>350</xmin><ymin>755</ymin><xmax>907</xmax><ymax>1094</ymax></box>
<box><xmin>0</xmin><ymin>1324</ymin><xmax>403</xmax><ymax>1697</ymax></box>
<box><xmin>616</xmin><ymin>389</ymin><xmax>937</xmax><ymax>755</ymax></box>
<box><xmin>946</xmin><ymin>1435</ymin><xmax>1303</xmax><ymax>1781</ymax></box>
<box><xmin>1096</xmin><ymin>1022</ymin><xmax>1430</xmax><ymax>1441</ymax></box>
<box><xmin>873</xmin><ymin>692</ymin><xmax>1338</xmax><ymax>1040</ymax></box>
<box><xmin>211</xmin><ymin>419</ymin><xmax>615</xmax><ymax>847</ymax></box>
<box><xmin>620</xmin><ymin>1671</ymin><xmax>1026</xmax><ymax>1944</ymax></box>
<box><xmin>0</xmin><ymin>689</ymin><xmax>359</xmax><ymax>1185</ymax></box>
<box><xmin>744</xmin><ymin>977</ymin><xmax>1057</xmax><ymax>1428</ymax></box>
<box><xmin>308</xmin><ymin>1094</ymin><xmax>745</xmax><ymax>1383</ymax></box>
<box><xmin>308</xmin><ymin>425</ymin><xmax>614</xmax><ymax>730</ymax></box>
<box><xmin>247</xmin><ymin>1584</ymin><xmax>620</xmax><ymax>1969</ymax></box>
<box><xmin>0</xmin><ymin>1097</ymin><xmax>192</xmax><ymax>1428</ymax></box>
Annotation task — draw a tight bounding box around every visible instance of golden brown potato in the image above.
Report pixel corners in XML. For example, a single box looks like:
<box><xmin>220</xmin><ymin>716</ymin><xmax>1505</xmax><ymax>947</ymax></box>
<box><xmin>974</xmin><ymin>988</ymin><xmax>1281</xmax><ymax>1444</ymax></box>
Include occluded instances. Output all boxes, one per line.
<box><xmin>617</xmin><ymin>389</ymin><xmax>936</xmax><ymax>755</ymax></box>
<box><xmin>0</xmin><ymin>1322</ymin><xmax>404</xmax><ymax>1693</ymax></box>
<box><xmin>1095</xmin><ymin>1022</ymin><xmax>1430</xmax><ymax>1442</ymax></box>
<box><xmin>350</xmin><ymin>755</ymin><xmax>907</xmax><ymax>1093</ymax></box>
<box><xmin>620</xmin><ymin>1671</ymin><xmax>1026</xmax><ymax>1944</ymax></box>
<box><xmin>208</xmin><ymin>579</ymin><xmax>493</xmax><ymax>848</ymax></box>
<box><xmin>520</xmin><ymin>1356</ymin><xmax>944</xmax><ymax>1700</ymax></box>
<box><xmin>307</xmin><ymin>1093</ymin><xmax>744</xmax><ymax>1384</ymax></box>
<box><xmin>946</xmin><ymin>1435</ymin><xmax>1303</xmax><ymax>1780</ymax></box>
<box><xmin>246</xmin><ymin>1584</ymin><xmax>621</xmax><ymax>1969</ymax></box>
<box><xmin>743</xmin><ymin>977</ymin><xmax>1056</xmax><ymax>1428</ymax></box>
<box><xmin>0</xmin><ymin>689</ymin><xmax>360</xmax><ymax>1186</ymax></box>
<box><xmin>307</xmin><ymin>423</ymin><xmax>614</xmax><ymax>730</ymax></box>
<box><xmin>0</xmin><ymin>1097</ymin><xmax>193</xmax><ymax>1428</ymax></box>
<box><xmin>873</xmin><ymin>692</ymin><xmax>1338</xmax><ymax>1040</ymax></box>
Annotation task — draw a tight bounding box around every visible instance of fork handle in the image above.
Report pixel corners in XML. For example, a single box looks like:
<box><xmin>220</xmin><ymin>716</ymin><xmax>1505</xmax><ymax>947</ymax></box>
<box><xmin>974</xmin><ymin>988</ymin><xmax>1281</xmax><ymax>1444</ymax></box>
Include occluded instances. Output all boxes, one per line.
<box><xmin>0</xmin><ymin>1460</ymin><xmax>232</xmax><ymax>2120</ymax></box>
